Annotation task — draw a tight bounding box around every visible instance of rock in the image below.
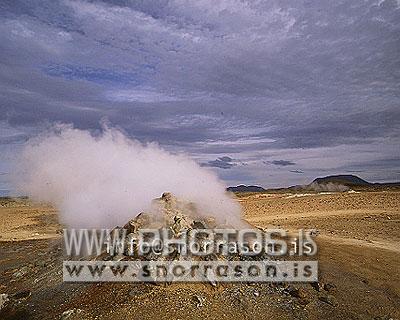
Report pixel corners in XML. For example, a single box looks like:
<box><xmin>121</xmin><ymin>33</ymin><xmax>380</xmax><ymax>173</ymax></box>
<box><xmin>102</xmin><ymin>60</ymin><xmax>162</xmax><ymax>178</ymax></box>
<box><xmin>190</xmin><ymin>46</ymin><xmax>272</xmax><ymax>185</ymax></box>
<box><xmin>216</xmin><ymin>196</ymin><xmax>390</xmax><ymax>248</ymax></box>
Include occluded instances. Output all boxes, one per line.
<box><xmin>192</xmin><ymin>220</ymin><xmax>207</xmax><ymax>229</ymax></box>
<box><xmin>60</xmin><ymin>308</ymin><xmax>82</xmax><ymax>319</ymax></box>
<box><xmin>253</xmin><ymin>291</ymin><xmax>260</xmax><ymax>297</ymax></box>
<box><xmin>123</xmin><ymin>212</ymin><xmax>151</xmax><ymax>234</ymax></box>
<box><xmin>285</xmin><ymin>286</ymin><xmax>307</xmax><ymax>299</ymax></box>
<box><xmin>374</xmin><ymin>316</ymin><xmax>394</xmax><ymax>320</ymax></box>
<box><xmin>0</xmin><ymin>294</ymin><xmax>9</xmax><ymax>311</ymax></box>
<box><xmin>34</xmin><ymin>260</ymin><xmax>47</xmax><ymax>268</ymax></box>
<box><xmin>193</xmin><ymin>295</ymin><xmax>204</xmax><ymax>307</ymax></box>
<box><xmin>154</xmin><ymin>193</ymin><xmax>196</xmax><ymax>230</ymax></box>
<box><xmin>12</xmin><ymin>290</ymin><xmax>31</xmax><ymax>300</ymax></box>
<box><xmin>310</xmin><ymin>282</ymin><xmax>323</xmax><ymax>292</ymax></box>
<box><xmin>209</xmin><ymin>278</ymin><xmax>217</xmax><ymax>287</ymax></box>
<box><xmin>298</xmin><ymin>297</ymin><xmax>311</xmax><ymax>306</ymax></box>
<box><xmin>293</xmin><ymin>288</ymin><xmax>307</xmax><ymax>299</ymax></box>
<box><xmin>170</xmin><ymin>214</ymin><xmax>192</xmax><ymax>235</ymax></box>
<box><xmin>12</xmin><ymin>266</ymin><xmax>29</xmax><ymax>278</ymax></box>
<box><xmin>318</xmin><ymin>294</ymin><xmax>338</xmax><ymax>307</ymax></box>
<box><xmin>112</xmin><ymin>254</ymin><xmax>125</xmax><ymax>261</ymax></box>
<box><xmin>323</xmin><ymin>283</ymin><xmax>336</xmax><ymax>293</ymax></box>
<box><xmin>161</xmin><ymin>192</ymin><xmax>173</xmax><ymax>202</ymax></box>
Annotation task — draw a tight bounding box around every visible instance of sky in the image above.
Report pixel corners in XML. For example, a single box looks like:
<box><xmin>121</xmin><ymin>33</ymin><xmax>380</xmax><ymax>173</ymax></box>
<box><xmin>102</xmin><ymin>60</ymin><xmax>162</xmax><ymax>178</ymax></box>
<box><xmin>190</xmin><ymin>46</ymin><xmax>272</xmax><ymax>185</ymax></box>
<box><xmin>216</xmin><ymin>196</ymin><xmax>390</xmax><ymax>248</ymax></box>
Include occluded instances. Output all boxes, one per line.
<box><xmin>0</xmin><ymin>0</ymin><xmax>399</xmax><ymax>194</ymax></box>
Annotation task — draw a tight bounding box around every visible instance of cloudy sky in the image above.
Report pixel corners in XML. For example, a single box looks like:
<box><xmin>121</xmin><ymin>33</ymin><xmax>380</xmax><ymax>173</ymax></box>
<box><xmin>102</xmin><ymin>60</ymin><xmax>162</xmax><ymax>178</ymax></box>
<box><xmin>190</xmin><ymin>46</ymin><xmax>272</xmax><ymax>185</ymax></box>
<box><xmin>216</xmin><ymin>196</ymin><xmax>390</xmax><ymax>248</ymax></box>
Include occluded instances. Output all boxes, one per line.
<box><xmin>0</xmin><ymin>0</ymin><xmax>399</xmax><ymax>194</ymax></box>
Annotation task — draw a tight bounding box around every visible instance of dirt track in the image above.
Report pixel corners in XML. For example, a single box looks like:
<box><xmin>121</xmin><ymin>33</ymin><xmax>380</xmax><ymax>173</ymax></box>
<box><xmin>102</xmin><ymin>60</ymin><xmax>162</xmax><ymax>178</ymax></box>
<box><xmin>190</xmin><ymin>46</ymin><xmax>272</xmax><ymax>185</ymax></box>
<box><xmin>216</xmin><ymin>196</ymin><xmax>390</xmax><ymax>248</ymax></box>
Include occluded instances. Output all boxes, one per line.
<box><xmin>0</xmin><ymin>191</ymin><xmax>399</xmax><ymax>319</ymax></box>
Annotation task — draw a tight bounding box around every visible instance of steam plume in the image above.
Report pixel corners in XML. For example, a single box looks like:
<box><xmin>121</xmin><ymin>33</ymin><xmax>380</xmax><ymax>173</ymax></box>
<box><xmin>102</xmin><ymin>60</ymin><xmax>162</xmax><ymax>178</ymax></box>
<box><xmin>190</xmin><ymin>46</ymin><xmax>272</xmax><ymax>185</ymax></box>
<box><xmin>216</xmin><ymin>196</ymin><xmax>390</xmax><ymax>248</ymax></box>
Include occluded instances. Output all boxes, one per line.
<box><xmin>13</xmin><ymin>125</ymin><xmax>242</xmax><ymax>228</ymax></box>
<box><xmin>308</xmin><ymin>182</ymin><xmax>349</xmax><ymax>192</ymax></box>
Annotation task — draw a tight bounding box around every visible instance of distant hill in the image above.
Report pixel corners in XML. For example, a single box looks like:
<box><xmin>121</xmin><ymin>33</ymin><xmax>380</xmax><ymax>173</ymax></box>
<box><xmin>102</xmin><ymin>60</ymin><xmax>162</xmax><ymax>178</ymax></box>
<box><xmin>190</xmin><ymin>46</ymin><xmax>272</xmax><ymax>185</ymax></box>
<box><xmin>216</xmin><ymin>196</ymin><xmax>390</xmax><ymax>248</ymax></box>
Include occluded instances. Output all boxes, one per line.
<box><xmin>307</xmin><ymin>175</ymin><xmax>400</xmax><ymax>191</ymax></box>
<box><xmin>227</xmin><ymin>175</ymin><xmax>400</xmax><ymax>194</ymax></box>
<box><xmin>226</xmin><ymin>185</ymin><xmax>266</xmax><ymax>193</ymax></box>
<box><xmin>311</xmin><ymin>175</ymin><xmax>370</xmax><ymax>187</ymax></box>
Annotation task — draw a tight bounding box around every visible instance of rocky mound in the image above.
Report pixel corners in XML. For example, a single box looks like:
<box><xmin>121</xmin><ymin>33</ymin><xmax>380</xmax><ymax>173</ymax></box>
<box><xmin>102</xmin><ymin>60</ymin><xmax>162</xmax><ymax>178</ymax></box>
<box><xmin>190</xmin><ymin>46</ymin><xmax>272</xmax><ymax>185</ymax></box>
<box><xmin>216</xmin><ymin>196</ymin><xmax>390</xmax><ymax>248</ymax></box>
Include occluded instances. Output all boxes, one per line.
<box><xmin>99</xmin><ymin>192</ymin><xmax>266</xmax><ymax>263</ymax></box>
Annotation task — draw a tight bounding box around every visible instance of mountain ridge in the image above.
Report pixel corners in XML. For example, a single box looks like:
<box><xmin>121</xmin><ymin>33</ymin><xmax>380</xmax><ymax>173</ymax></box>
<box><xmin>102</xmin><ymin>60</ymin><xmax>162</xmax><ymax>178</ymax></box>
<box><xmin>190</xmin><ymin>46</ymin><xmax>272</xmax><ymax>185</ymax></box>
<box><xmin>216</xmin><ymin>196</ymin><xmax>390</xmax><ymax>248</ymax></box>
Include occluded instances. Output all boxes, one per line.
<box><xmin>227</xmin><ymin>175</ymin><xmax>400</xmax><ymax>193</ymax></box>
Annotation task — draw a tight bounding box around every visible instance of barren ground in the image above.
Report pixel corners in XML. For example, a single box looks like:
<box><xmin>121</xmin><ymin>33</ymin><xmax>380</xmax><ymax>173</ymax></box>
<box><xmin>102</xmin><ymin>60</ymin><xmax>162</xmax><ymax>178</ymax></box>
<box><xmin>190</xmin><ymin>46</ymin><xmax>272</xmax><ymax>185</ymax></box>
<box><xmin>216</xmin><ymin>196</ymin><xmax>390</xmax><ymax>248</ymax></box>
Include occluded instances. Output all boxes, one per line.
<box><xmin>0</xmin><ymin>191</ymin><xmax>399</xmax><ymax>319</ymax></box>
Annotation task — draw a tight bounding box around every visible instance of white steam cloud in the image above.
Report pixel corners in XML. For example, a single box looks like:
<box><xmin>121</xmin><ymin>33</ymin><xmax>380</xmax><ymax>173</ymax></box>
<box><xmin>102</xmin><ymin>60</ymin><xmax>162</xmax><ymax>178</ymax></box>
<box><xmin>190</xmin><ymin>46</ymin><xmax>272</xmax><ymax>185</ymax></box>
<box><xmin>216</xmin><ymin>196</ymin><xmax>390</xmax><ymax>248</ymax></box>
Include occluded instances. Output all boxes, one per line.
<box><xmin>13</xmin><ymin>125</ymin><xmax>242</xmax><ymax>228</ymax></box>
<box><xmin>308</xmin><ymin>182</ymin><xmax>349</xmax><ymax>192</ymax></box>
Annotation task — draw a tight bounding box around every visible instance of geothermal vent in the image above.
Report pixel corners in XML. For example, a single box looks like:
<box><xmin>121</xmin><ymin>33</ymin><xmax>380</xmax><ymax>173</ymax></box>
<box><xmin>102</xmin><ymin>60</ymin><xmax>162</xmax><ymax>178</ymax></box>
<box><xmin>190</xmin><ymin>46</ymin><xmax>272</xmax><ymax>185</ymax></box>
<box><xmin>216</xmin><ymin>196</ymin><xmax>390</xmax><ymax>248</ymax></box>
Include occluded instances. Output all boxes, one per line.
<box><xmin>98</xmin><ymin>192</ymin><xmax>268</xmax><ymax>263</ymax></box>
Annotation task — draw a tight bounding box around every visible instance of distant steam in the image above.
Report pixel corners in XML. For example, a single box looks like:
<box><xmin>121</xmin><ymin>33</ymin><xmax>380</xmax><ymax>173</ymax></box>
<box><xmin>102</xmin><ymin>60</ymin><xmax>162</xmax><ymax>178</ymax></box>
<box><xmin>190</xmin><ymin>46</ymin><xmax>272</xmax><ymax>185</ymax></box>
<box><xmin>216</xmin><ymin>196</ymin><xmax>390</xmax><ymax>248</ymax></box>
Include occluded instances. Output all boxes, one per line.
<box><xmin>12</xmin><ymin>125</ymin><xmax>242</xmax><ymax>228</ymax></box>
<box><xmin>308</xmin><ymin>182</ymin><xmax>349</xmax><ymax>192</ymax></box>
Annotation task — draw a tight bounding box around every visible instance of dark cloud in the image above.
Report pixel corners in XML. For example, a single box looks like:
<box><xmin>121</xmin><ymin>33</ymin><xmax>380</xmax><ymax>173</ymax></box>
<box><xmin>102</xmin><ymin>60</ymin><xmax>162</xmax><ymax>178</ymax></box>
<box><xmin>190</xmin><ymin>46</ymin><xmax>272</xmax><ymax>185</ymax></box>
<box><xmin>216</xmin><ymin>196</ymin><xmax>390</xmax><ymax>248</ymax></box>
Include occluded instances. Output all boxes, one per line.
<box><xmin>290</xmin><ymin>170</ymin><xmax>304</xmax><ymax>174</ymax></box>
<box><xmin>265</xmin><ymin>160</ymin><xmax>296</xmax><ymax>167</ymax></box>
<box><xmin>201</xmin><ymin>156</ymin><xmax>236</xmax><ymax>170</ymax></box>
